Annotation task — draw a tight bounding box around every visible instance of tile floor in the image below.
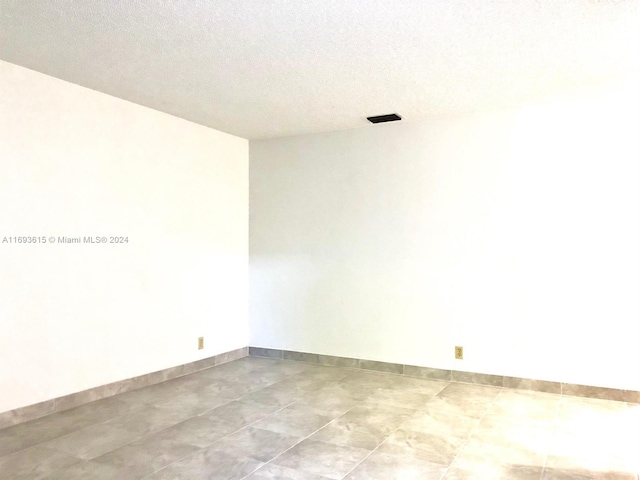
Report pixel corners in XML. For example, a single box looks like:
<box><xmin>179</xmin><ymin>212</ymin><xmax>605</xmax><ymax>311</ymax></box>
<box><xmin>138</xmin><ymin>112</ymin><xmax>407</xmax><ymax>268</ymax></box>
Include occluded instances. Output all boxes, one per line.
<box><xmin>0</xmin><ymin>356</ymin><xmax>638</xmax><ymax>479</ymax></box>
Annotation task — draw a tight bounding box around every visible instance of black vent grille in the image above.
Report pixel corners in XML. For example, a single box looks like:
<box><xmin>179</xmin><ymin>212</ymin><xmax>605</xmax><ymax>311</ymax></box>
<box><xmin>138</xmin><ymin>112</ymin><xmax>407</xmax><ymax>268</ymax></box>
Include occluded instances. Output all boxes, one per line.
<box><xmin>367</xmin><ymin>113</ymin><xmax>402</xmax><ymax>124</ymax></box>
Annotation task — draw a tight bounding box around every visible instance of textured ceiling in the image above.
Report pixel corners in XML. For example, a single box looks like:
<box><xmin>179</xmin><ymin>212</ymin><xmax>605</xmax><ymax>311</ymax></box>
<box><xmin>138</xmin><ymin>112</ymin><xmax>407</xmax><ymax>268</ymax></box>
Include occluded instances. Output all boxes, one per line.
<box><xmin>1</xmin><ymin>1</ymin><xmax>638</xmax><ymax>139</ymax></box>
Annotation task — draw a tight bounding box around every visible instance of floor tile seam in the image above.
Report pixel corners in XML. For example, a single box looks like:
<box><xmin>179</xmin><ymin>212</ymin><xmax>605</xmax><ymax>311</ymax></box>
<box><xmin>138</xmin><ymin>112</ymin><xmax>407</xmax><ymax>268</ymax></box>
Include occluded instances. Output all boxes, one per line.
<box><xmin>34</xmin><ymin>421</ymin><xmax>147</xmax><ymax>461</ymax></box>
<box><xmin>140</xmin><ymin>370</ymin><xmax>640</xmax><ymax>480</ymax></box>
<box><xmin>205</xmin><ymin>398</ymin><xmax>300</xmax><ymax>443</ymax></box>
<box><xmin>138</xmin><ymin>399</ymin><xmax>299</xmax><ymax>479</ymax></box>
<box><xmin>87</xmin><ymin>413</ymin><xmax>216</xmax><ymax>475</ymax></box>
<box><xmin>1</xmin><ymin>413</ymin><xmax>119</xmax><ymax>461</ymax></box>
<box><xmin>194</xmin><ymin>370</ymin><xmax>312</xmax><ymax>417</ymax></box>
<box><xmin>335</xmin><ymin>439</ymin><xmax>382</xmax><ymax>479</ymax></box>
<box><xmin>540</xmin><ymin>392</ymin><xmax>563</xmax><ymax>476</ymax></box>
<box><xmin>335</xmin><ymin>406</ymin><xmax>449</xmax><ymax>480</ymax></box>
<box><xmin>186</xmin><ymin>393</ymin><xmax>250</xmax><ymax>418</ymax></box>
<box><xmin>20</xmin><ymin>359</ymin><xmax>624</xmax><ymax>478</ymax></box>
<box><xmin>237</xmin><ymin>400</ymin><xmax>356</xmax><ymax>480</ymax></box>
<box><xmin>439</xmin><ymin>385</ymin><xmax>505</xmax><ymax>478</ymax></box>
<box><xmin>94</xmin><ymin>402</ymin><xmax>202</xmax><ymax>432</ymax></box>
<box><xmin>1</xmin><ymin>362</ymin><xmax>330</xmax><ymax>464</ymax></box>
<box><xmin>252</xmin><ymin>384</ymin><xmax>422</xmax><ymax>475</ymax></box>
<box><xmin>335</xmin><ymin>390</ymin><xmax>458</xmax><ymax>480</ymax></box>
<box><xmin>246</xmin><ymin>381</ymin><xmax>496</xmax><ymax>478</ymax></box>
<box><xmin>136</xmin><ymin>425</ymin><xmax>252</xmax><ymax>479</ymax></box>
<box><xmin>0</xmin><ymin>432</ymin><xmax>56</xmax><ymax>461</ymax></box>
<box><xmin>0</xmin><ymin>442</ymin><xmax>86</xmax><ymax>477</ymax></box>
<box><xmin>0</xmin><ymin>372</ymin><xmax>459</xmax><ymax>464</ymax></box>
<box><xmin>94</xmin><ymin>389</ymin><xmax>279</xmax><ymax>476</ymax></box>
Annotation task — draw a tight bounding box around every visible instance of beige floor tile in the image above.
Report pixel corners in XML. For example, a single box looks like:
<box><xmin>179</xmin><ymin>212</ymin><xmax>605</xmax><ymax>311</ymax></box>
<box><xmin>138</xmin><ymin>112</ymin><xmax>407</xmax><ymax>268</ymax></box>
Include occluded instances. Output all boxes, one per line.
<box><xmin>200</xmin><ymin>399</ymin><xmax>283</xmax><ymax>429</ymax></box>
<box><xmin>273</xmin><ymin>439</ymin><xmax>370</xmax><ymax>480</ymax></box>
<box><xmin>289</xmin><ymin>389</ymin><xmax>361</xmax><ymax>417</ymax></box>
<box><xmin>41</xmin><ymin>460</ymin><xmax>140</xmax><ymax>480</ymax></box>
<box><xmin>444</xmin><ymin>461</ymin><xmax>543</xmax><ymax>480</ymax></box>
<box><xmin>457</xmin><ymin>436</ymin><xmax>546</xmax><ymax>467</ymax></box>
<box><xmin>377</xmin><ymin>427</ymin><xmax>466</xmax><ymax>465</ymax></box>
<box><xmin>149</xmin><ymin>415</ymin><xmax>240</xmax><ymax>448</ymax></box>
<box><xmin>253</xmin><ymin>406</ymin><xmax>334</xmax><ymax>437</ymax></box>
<box><xmin>91</xmin><ymin>435</ymin><xmax>199</xmax><ymax>478</ymax></box>
<box><xmin>345</xmin><ymin>450</ymin><xmax>446</xmax><ymax>479</ymax></box>
<box><xmin>103</xmin><ymin>404</ymin><xmax>195</xmax><ymax>437</ymax></box>
<box><xmin>489</xmin><ymin>389</ymin><xmax>560</xmax><ymax>421</ymax></box>
<box><xmin>1</xmin><ymin>357</ymin><xmax>637</xmax><ymax>480</ymax></box>
<box><xmin>205</xmin><ymin>426</ymin><xmax>302</xmax><ymax>462</ymax></box>
<box><xmin>366</xmin><ymin>388</ymin><xmax>435</xmax><ymax>409</ymax></box>
<box><xmin>143</xmin><ymin>448</ymin><xmax>263</xmax><ymax>480</ymax></box>
<box><xmin>402</xmin><ymin>410</ymin><xmax>479</xmax><ymax>440</ymax></box>
<box><xmin>471</xmin><ymin>415</ymin><xmax>552</xmax><ymax>455</ymax></box>
<box><xmin>43</xmin><ymin>424</ymin><xmax>142</xmax><ymax>460</ymax></box>
<box><xmin>0</xmin><ymin>445</ymin><xmax>81</xmax><ymax>480</ymax></box>
<box><xmin>245</xmin><ymin>463</ymin><xmax>331</xmax><ymax>479</ymax></box>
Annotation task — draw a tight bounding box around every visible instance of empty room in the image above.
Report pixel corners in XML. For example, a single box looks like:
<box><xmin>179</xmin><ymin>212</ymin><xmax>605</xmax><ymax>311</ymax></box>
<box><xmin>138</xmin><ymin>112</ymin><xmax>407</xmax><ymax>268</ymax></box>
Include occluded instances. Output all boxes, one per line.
<box><xmin>1</xmin><ymin>1</ymin><xmax>639</xmax><ymax>479</ymax></box>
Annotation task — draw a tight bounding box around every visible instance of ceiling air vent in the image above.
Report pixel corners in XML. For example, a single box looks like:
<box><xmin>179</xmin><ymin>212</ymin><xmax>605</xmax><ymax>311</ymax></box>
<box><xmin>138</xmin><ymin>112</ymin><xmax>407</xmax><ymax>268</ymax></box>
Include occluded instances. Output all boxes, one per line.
<box><xmin>367</xmin><ymin>113</ymin><xmax>402</xmax><ymax>124</ymax></box>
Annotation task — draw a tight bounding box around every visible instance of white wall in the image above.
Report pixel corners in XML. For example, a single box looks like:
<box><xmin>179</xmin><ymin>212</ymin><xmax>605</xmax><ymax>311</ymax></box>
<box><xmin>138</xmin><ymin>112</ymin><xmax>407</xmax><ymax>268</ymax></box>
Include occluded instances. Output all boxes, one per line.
<box><xmin>0</xmin><ymin>61</ymin><xmax>249</xmax><ymax>413</ymax></box>
<box><xmin>250</xmin><ymin>81</ymin><xmax>640</xmax><ymax>391</ymax></box>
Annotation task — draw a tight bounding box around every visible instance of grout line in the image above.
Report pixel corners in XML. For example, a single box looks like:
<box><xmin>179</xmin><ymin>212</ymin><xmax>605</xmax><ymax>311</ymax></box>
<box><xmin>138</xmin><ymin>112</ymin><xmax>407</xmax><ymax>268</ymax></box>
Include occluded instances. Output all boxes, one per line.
<box><xmin>140</xmin><ymin>376</ymin><xmax>300</xmax><ymax>478</ymax></box>
<box><xmin>337</xmin><ymin>430</ymin><xmax>392</xmax><ymax>479</ymax></box>
<box><xmin>340</xmin><ymin>377</ymin><xmax>500</xmax><ymax>479</ymax></box>
<box><xmin>438</xmin><ymin>385</ymin><xmax>504</xmax><ymax>479</ymax></box>
<box><xmin>119</xmin><ymin>401</ymin><xmax>272</xmax><ymax>476</ymax></box>
<box><xmin>338</xmin><ymin>379</ymin><xmax>456</xmax><ymax>479</ymax></box>
<box><xmin>237</xmin><ymin>415</ymin><xmax>343</xmax><ymax>480</ymax></box>
<box><xmin>137</xmin><ymin>365</ymin><xmax>525</xmax><ymax>478</ymax></box>
<box><xmin>237</xmin><ymin>381</ymin><xmax>372</xmax><ymax>479</ymax></box>
<box><xmin>540</xmin><ymin>392</ymin><xmax>562</xmax><ymax>479</ymax></box>
<box><xmin>242</xmin><ymin>363</ymin><xmax>449</xmax><ymax>478</ymax></box>
<box><xmin>337</xmin><ymin>411</ymin><xmax>410</xmax><ymax>478</ymax></box>
<box><xmin>183</xmin><ymin>399</ymin><xmax>301</xmax><ymax>479</ymax></box>
<box><xmin>1</xmin><ymin>400</ymin><xmax>150</xmax><ymax>460</ymax></box>
<box><xmin>38</xmin><ymin>362</ymin><xmax>269</xmax><ymax>478</ymax></box>
<box><xmin>11</xmin><ymin>355</ymin><xmax>638</xmax><ymax>479</ymax></box>
<box><xmin>142</xmin><ymin>360</ymin><xmax>365</xmax><ymax>478</ymax></box>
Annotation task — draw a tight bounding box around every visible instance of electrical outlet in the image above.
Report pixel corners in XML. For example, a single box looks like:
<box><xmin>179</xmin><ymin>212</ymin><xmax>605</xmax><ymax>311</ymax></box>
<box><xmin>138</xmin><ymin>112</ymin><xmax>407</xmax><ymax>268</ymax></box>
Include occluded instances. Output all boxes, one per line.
<box><xmin>455</xmin><ymin>346</ymin><xmax>463</xmax><ymax>360</ymax></box>
<box><xmin>198</xmin><ymin>337</ymin><xmax>204</xmax><ymax>350</ymax></box>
